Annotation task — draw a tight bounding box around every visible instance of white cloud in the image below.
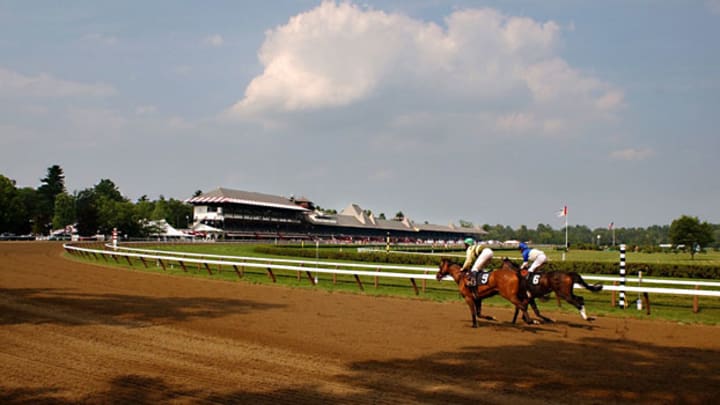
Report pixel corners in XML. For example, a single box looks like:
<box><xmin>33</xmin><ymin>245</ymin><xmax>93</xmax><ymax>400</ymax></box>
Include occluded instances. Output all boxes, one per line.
<box><xmin>610</xmin><ymin>148</ymin><xmax>655</xmax><ymax>161</ymax></box>
<box><xmin>205</xmin><ymin>34</ymin><xmax>224</xmax><ymax>47</ymax></box>
<box><xmin>0</xmin><ymin>67</ymin><xmax>115</xmax><ymax>98</ymax></box>
<box><xmin>496</xmin><ymin>112</ymin><xmax>537</xmax><ymax>133</ymax></box>
<box><xmin>596</xmin><ymin>89</ymin><xmax>625</xmax><ymax>110</ymax></box>
<box><xmin>224</xmin><ymin>1</ymin><xmax>623</xmax><ymax>138</ymax></box>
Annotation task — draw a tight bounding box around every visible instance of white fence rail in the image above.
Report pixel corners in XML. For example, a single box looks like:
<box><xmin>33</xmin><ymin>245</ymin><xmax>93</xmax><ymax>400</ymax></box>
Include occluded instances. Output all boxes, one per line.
<box><xmin>64</xmin><ymin>243</ymin><xmax>439</xmax><ymax>295</ymax></box>
<box><xmin>64</xmin><ymin>243</ymin><xmax>720</xmax><ymax>302</ymax></box>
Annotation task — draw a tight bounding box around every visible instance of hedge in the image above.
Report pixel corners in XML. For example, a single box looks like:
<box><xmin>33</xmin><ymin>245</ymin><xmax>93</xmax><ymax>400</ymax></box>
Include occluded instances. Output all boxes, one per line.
<box><xmin>255</xmin><ymin>246</ymin><xmax>720</xmax><ymax>279</ymax></box>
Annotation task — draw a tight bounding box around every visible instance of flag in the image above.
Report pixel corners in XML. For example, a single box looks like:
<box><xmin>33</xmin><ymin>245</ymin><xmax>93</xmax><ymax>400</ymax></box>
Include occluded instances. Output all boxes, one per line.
<box><xmin>556</xmin><ymin>205</ymin><xmax>568</xmax><ymax>218</ymax></box>
<box><xmin>608</xmin><ymin>222</ymin><xmax>614</xmax><ymax>230</ymax></box>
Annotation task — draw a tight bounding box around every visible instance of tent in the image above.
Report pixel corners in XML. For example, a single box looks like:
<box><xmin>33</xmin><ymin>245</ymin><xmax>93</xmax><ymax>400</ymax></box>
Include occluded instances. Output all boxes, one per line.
<box><xmin>146</xmin><ymin>220</ymin><xmax>194</xmax><ymax>239</ymax></box>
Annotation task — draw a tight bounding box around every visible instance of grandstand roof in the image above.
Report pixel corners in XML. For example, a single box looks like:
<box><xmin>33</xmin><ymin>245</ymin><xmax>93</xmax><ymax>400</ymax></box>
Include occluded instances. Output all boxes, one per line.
<box><xmin>307</xmin><ymin>203</ymin><xmax>485</xmax><ymax>236</ymax></box>
<box><xmin>186</xmin><ymin>187</ymin><xmax>309</xmax><ymax>211</ymax></box>
<box><xmin>186</xmin><ymin>187</ymin><xmax>485</xmax><ymax>237</ymax></box>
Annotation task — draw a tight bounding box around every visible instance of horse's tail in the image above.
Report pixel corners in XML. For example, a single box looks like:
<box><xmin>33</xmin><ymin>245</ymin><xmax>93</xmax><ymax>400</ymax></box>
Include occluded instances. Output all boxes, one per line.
<box><xmin>571</xmin><ymin>273</ymin><xmax>603</xmax><ymax>292</ymax></box>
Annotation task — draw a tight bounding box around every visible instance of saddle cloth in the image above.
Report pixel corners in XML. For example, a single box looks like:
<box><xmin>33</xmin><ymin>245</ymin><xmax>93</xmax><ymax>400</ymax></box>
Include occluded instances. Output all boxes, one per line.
<box><xmin>466</xmin><ymin>270</ymin><xmax>491</xmax><ymax>287</ymax></box>
<box><xmin>523</xmin><ymin>270</ymin><xmax>543</xmax><ymax>286</ymax></box>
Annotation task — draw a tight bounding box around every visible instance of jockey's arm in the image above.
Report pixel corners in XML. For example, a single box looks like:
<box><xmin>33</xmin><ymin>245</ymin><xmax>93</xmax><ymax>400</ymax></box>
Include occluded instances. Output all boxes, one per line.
<box><xmin>461</xmin><ymin>247</ymin><xmax>475</xmax><ymax>270</ymax></box>
<box><xmin>520</xmin><ymin>248</ymin><xmax>530</xmax><ymax>268</ymax></box>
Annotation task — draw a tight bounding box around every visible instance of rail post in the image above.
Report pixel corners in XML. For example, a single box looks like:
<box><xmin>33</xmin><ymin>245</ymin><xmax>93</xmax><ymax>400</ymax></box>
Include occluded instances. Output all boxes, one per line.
<box><xmin>619</xmin><ymin>244</ymin><xmax>626</xmax><ymax>309</ymax></box>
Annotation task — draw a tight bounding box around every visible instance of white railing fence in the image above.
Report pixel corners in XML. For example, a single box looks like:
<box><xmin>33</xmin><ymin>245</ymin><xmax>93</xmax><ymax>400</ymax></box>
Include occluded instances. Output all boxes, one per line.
<box><xmin>63</xmin><ymin>242</ymin><xmax>720</xmax><ymax>313</ymax></box>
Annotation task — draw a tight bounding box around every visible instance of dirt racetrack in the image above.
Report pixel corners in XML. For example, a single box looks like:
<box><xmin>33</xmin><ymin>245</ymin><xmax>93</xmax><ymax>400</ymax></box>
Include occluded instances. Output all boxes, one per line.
<box><xmin>1</xmin><ymin>242</ymin><xmax>720</xmax><ymax>404</ymax></box>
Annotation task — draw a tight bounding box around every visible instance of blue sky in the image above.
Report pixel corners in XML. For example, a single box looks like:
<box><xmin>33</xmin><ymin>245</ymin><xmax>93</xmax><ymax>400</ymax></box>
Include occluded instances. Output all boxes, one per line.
<box><xmin>1</xmin><ymin>1</ymin><xmax>718</xmax><ymax>229</ymax></box>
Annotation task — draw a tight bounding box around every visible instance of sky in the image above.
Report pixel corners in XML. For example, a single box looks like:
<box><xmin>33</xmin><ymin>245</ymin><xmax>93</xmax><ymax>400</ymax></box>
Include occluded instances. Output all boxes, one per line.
<box><xmin>1</xmin><ymin>0</ymin><xmax>718</xmax><ymax>230</ymax></box>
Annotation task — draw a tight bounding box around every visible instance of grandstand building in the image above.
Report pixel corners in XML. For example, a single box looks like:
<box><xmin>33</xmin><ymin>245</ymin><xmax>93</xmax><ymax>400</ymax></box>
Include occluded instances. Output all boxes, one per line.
<box><xmin>186</xmin><ymin>187</ymin><xmax>485</xmax><ymax>242</ymax></box>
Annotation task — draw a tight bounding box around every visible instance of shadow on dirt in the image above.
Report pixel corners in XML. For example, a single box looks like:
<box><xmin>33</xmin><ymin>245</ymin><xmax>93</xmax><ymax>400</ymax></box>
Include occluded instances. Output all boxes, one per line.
<box><xmin>0</xmin><ymin>287</ymin><xmax>284</xmax><ymax>327</ymax></box>
<box><xmin>2</xmin><ymin>336</ymin><xmax>719</xmax><ymax>404</ymax></box>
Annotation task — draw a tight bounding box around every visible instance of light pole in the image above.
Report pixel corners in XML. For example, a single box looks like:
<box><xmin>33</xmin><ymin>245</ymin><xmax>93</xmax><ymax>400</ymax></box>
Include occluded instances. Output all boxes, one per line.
<box><xmin>597</xmin><ymin>234</ymin><xmax>601</xmax><ymax>248</ymax></box>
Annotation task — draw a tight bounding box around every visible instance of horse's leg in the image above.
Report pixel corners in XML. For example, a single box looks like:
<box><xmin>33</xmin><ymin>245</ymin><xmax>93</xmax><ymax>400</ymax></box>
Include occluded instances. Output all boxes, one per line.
<box><xmin>475</xmin><ymin>299</ymin><xmax>496</xmax><ymax>321</ymax></box>
<box><xmin>529</xmin><ymin>298</ymin><xmax>554</xmax><ymax>323</ymax></box>
<box><xmin>567</xmin><ymin>294</ymin><xmax>593</xmax><ymax>321</ymax></box>
<box><xmin>512</xmin><ymin>307</ymin><xmax>519</xmax><ymax>324</ymax></box>
<box><xmin>464</xmin><ymin>294</ymin><xmax>478</xmax><ymax>328</ymax></box>
<box><xmin>508</xmin><ymin>295</ymin><xmax>538</xmax><ymax>325</ymax></box>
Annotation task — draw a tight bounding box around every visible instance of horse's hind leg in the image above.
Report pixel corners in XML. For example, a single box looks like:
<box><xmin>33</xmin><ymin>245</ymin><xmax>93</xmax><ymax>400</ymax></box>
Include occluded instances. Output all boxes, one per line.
<box><xmin>529</xmin><ymin>299</ymin><xmax>554</xmax><ymax>323</ymax></box>
<box><xmin>563</xmin><ymin>293</ymin><xmax>593</xmax><ymax>321</ymax></box>
<box><xmin>475</xmin><ymin>299</ymin><xmax>496</xmax><ymax>321</ymax></box>
<box><xmin>571</xmin><ymin>295</ymin><xmax>594</xmax><ymax>321</ymax></box>
<box><xmin>509</xmin><ymin>296</ymin><xmax>538</xmax><ymax>325</ymax></box>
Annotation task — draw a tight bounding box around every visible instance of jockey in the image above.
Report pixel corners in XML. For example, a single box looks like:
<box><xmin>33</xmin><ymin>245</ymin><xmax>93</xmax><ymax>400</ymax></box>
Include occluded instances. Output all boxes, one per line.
<box><xmin>519</xmin><ymin>242</ymin><xmax>547</xmax><ymax>273</ymax></box>
<box><xmin>462</xmin><ymin>238</ymin><xmax>494</xmax><ymax>285</ymax></box>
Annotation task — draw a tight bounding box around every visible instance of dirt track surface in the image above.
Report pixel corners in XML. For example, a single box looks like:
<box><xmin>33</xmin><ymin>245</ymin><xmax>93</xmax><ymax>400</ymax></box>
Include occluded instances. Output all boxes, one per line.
<box><xmin>1</xmin><ymin>242</ymin><xmax>719</xmax><ymax>404</ymax></box>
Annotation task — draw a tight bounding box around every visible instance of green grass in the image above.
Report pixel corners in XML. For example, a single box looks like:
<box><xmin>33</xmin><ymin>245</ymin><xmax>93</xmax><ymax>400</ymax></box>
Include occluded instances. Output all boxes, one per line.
<box><xmin>542</xmin><ymin>248</ymin><xmax>720</xmax><ymax>265</ymax></box>
<box><xmin>66</xmin><ymin>243</ymin><xmax>720</xmax><ymax>325</ymax></box>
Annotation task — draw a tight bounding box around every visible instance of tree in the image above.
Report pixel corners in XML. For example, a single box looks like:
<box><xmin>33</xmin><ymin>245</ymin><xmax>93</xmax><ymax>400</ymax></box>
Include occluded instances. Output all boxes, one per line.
<box><xmin>669</xmin><ymin>215</ymin><xmax>714</xmax><ymax>259</ymax></box>
<box><xmin>134</xmin><ymin>196</ymin><xmax>155</xmax><ymax>223</ymax></box>
<box><xmin>164</xmin><ymin>198</ymin><xmax>192</xmax><ymax>228</ymax></box>
<box><xmin>52</xmin><ymin>192</ymin><xmax>76</xmax><ymax>230</ymax></box>
<box><xmin>94</xmin><ymin>179</ymin><xmax>124</xmax><ymax>202</ymax></box>
<box><xmin>151</xmin><ymin>196</ymin><xmax>170</xmax><ymax>221</ymax></box>
<box><xmin>0</xmin><ymin>175</ymin><xmax>18</xmax><ymax>232</ymax></box>
<box><xmin>15</xmin><ymin>187</ymin><xmax>38</xmax><ymax>235</ymax></box>
<box><xmin>393</xmin><ymin>211</ymin><xmax>404</xmax><ymax>221</ymax></box>
<box><xmin>37</xmin><ymin>165</ymin><xmax>66</xmax><ymax>233</ymax></box>
<box><xmin>75</xmin><ymin>188</ymin><xmax>99</xmax><ymax>236</ymax></box>
<box><xmin>458</xmin><ymin>219</ymin><xmax>474</xmax><ymax>228</ymax></box>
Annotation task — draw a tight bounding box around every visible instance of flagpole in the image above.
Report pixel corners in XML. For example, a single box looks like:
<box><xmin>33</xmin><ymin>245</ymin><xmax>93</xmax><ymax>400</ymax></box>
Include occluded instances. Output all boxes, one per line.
<box><xmin>565</xmin><ymin>212</ymin><xmax>568</xmax><ymax>251</ymax></box>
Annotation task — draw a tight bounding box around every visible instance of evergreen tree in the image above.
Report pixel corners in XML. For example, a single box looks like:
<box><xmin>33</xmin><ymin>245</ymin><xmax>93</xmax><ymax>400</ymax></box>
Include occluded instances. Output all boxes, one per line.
<box><xmin>37</xmin><ymin>165</ymin><xmax>65</xmax><ymax>233</ymax></box>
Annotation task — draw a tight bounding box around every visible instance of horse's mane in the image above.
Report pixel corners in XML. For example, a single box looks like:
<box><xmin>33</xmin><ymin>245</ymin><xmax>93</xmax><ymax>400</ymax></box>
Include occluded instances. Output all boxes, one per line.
<box><xmin>502</xmin><ymin>257</ymin><xmax>521</xmax><ymax>270</ymax></box>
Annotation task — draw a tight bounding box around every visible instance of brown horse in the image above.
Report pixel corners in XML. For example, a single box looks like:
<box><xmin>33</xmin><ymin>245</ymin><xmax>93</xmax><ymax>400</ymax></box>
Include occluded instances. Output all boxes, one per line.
<box><xmin>436</xmin><ymin>258</ymin><xmax>536</xmax><ymax>328</ymax></box>
<box><xmin>500</xmin><ymin>258</ymin><xmax>603</xmax><ymax>323</ymax></box>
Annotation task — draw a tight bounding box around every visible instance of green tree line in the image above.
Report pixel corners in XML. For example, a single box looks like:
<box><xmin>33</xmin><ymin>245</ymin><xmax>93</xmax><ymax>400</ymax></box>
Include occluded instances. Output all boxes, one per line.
<box><xmin>0</xmin><ymin>165</ymin><xmax>716</xmax><ymax>250</ymax></box>
<box><xmin>479</xmin><ymin>218</ymin><xmax>716</xmax><ymax>251</ymax></box>
<box><xmin>0</xmin><ymin>165</ymin><xmax>192</xmax><ymax>237</ymax></box>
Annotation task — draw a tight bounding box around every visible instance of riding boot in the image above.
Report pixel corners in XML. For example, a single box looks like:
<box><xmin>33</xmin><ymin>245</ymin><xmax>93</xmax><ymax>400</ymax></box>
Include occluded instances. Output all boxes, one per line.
<box><xmin>465</xmin><ymin>271</ymin><xmax>477</xmax><ymax>287</ymax></box>
<box><xmin>524</xmin><ymin>272</ymin><xmax>532</xmax><ymax>298</ymax></box>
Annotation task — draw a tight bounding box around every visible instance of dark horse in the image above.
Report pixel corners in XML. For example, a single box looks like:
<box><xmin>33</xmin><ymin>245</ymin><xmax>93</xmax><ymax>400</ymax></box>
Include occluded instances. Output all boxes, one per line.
<box><xmin>500</xmin><ymin>258</ymin><xmax>603</xmax><ymax>323</ymax></box>
<box><xmin>436</xmin><ymin>258</ymin><xmax>536</xmax><ymax>328</ymax></box>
